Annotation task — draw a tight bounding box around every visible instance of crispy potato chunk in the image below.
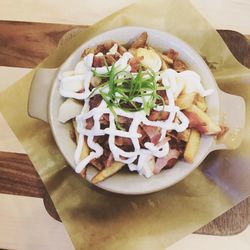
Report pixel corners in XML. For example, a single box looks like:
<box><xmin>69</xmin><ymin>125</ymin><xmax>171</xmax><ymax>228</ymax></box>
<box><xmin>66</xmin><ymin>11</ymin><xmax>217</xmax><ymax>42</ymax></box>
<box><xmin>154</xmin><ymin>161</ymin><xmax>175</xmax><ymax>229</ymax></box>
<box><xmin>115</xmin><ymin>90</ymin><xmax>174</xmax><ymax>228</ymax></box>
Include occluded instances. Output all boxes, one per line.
<box><xmin>131</xmin><ymin>32</ymin><xmax>148</xmax><ymax>49</ymax></box>
<box><xmin>176</xmin><ymin>93</ymin><xmax>196</xmax><ymax>110</ymax></box>
<box><xmin>194</xmin><ymin>94</ymin><xmax>207</xmax><ymax>112</ymax></box>
<box><xmin>184</xmin><ymin>129</ymin><xmax>200</xmax><ymax>163</ymax></box>
<box><xmin>91</xmin><ymin>162</ymin><xmax>125</xmax><ymax>184</ymax></box>
<box><xmin>177</xmin><ymin>129</ymin><xmax>191</xmax><ymax>142</ymax></box>
<box><xmin>73</xmin><ymin>120</ymin><xmax>90</xmax><ymax>177</ymax></box>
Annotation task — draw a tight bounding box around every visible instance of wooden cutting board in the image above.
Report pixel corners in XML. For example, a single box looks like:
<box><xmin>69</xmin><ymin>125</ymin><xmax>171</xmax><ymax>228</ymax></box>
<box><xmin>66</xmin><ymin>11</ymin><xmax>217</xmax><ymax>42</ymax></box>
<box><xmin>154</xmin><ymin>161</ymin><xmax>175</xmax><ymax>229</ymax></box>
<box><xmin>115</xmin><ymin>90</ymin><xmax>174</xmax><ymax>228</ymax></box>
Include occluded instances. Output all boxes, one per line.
<box><xmin>0</xmin><ymin>21</ymin><xmax>249</xmax><ymax>235</ymax></box>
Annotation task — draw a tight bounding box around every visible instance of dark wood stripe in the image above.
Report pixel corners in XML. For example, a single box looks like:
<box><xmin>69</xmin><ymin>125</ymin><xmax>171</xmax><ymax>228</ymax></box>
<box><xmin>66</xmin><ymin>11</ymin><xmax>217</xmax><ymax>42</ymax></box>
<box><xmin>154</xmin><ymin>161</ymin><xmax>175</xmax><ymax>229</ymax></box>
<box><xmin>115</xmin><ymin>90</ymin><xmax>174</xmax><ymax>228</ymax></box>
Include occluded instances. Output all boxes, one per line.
<box><xmin>0</xmin><ymin>21</ymin><xmax>84</xmax><ymax>68</ymax></box>
<box><xmin>0</xmin><ymin>152</ymin><xmax>44</xmax><ymax>197</ymax></box>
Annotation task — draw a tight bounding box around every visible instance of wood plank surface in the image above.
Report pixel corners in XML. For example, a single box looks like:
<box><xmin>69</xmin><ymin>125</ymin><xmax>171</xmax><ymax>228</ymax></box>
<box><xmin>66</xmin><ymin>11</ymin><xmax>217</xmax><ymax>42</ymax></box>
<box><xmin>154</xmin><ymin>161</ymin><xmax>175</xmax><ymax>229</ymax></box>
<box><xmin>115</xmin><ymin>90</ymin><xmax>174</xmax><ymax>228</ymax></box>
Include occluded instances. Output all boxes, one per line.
<box><xmin>0</xmin><ymin>21</ymin><xmax>249</xmax><ymax>236</ymax></box>
<box><xmin>1</xmin><ymin>0</ymin><xmax>250</xmax><ymax>34</ymax></box>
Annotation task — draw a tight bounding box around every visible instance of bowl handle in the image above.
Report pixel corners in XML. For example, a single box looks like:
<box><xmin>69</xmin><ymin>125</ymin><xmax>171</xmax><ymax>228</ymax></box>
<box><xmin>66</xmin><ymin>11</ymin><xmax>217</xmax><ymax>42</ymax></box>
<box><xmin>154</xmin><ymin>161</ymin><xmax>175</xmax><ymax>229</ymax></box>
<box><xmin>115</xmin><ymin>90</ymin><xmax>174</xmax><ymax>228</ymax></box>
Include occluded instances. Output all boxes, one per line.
<box><xmin>28</xmin><ymin>68</ymin><xmax>58</xmax><ymax>123</ymax></box>
<box><xmin>209</xmin><ymin>89</ymin><xmax>246</xmax><ymax>152</ymax></box>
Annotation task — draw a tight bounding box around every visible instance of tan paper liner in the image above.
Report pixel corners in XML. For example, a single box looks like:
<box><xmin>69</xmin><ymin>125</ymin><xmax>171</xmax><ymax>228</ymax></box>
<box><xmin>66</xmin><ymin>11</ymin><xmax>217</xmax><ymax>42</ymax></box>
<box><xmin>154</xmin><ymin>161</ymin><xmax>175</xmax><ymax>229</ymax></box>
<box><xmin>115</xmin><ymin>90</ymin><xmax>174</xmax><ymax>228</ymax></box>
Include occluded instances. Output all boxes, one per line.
<box><xmin>0</xmin><ymin>0</ymin><xmax>250</xmax><ymax>249</ymax></box>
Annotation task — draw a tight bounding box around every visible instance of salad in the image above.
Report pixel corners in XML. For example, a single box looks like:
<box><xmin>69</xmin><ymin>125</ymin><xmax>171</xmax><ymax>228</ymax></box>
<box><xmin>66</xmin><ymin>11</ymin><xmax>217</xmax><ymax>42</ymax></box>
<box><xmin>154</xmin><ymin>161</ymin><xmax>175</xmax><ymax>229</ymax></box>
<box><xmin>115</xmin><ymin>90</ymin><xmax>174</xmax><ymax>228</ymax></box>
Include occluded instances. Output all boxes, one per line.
<box><xmin>58</xmin><ymin>32</ymin><xmax>223</xmax><ymax>183</ymax></box>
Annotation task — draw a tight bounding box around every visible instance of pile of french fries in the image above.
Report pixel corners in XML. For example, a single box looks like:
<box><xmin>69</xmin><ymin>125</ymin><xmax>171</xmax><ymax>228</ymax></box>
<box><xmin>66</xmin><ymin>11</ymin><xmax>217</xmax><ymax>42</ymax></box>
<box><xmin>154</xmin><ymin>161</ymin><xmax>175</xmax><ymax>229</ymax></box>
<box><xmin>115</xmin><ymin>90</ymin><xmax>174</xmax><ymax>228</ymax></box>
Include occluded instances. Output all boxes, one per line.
<box><xmin>72</xmin><ymin>92</ymin><xmax>221</xmax><ymax>183</ymax></box>
<box><xmin>69</xmin><ymin>32</ymin><xmax>222</xmax><ymax>183</ymax></box>
<box><xmin>177</xmin><ymin>92</ymin><xmax>221</xmax><ymax>163</ymax></box>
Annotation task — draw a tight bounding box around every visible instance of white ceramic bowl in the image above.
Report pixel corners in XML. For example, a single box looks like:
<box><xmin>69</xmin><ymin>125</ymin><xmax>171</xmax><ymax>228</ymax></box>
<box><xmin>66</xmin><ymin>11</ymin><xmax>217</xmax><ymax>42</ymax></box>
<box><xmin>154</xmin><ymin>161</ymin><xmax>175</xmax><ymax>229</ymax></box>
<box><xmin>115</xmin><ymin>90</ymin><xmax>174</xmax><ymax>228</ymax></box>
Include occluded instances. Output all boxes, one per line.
<box><xmin>28</xmin><ymin>27</ymin><xmax>245</xmax><ymax>195</ymax></box>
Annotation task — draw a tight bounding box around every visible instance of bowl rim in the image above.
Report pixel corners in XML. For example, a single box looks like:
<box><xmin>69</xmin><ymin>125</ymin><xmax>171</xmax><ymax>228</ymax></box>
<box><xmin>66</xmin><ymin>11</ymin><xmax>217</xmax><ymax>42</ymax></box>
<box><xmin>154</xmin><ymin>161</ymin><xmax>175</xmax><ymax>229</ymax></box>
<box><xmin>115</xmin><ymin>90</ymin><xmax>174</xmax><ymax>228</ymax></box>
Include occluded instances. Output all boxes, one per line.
<box><xmin>48</xmin><ymin>26</ymin><xmax>220</xmax><ymax>194</ymax></box>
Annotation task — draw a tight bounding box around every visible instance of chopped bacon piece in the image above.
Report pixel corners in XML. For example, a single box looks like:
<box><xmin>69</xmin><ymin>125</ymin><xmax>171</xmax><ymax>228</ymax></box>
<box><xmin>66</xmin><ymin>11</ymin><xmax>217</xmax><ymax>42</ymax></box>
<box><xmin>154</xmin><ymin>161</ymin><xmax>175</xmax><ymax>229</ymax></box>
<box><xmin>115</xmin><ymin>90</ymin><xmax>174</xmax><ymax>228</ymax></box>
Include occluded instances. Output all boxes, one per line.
<box><xmin>117</xmin><ymin>115</ymin><xmax>132</xmax><ymax>124</ymax></box>
<box><xmin>156</xmin><ymin>89</ymin><xmax>168</xmax><ymax>104</ymax></box>
<box><xmin>104</xmin><ymin>40</ymin><xmax>116</xmax><ymax>52</ymax></box>
<box><xmin>163</xmin><ymin>49</ymin><xmax>179</xmax><ymax>61</ymax></box>
<box><xmin>137</xmin><ymin>125</ymin><xmax>149</xmax><ymax>146</ymax></box>
<box><xmin>183</xmin><ymin>110</ymin><xmax>207</xmax><ymax>134</ymax></box>
<box><xmin>131</xmin><ymin>32</ymin><xmax>148</xmax><ymax>49</ymax></box>
<box><xmin>90</xmin><ymin>159</ymin><xmax>103</xmax><ymax>170</ymax></box>
<box><xmin>147</xmin><ymin>110</ymin><xmax>169</xmax><ymax>121</ymax></box>
<box><xmin>118</xmin><ymin>45</ymin><xmax>127</xmax><ymax>55</ymax></box>
<box><xmin>100</xmin><ymin>114</ymin><xmax>109</xmax><ymax>128</ymax></box>
<box><xmin>94</xmin><ymin>41</ymin><xmax>116</xmax><ymax>54</ymax></box>
<box><xmin>86</xmin><ymin>117</ymin><xmax>94</xmax><ymax>129</ymax></box>
<box><xmin>105</xmin><ymin>54</ymin><xmax>117</xmax><ymax>65</ymax></box>
<box><xmin>129</xmin><ymin>56</ymin><xmax>143</xmax><ymax>72</ymax></box>
<box><xmin>173</xmin><ymin>59</ymin><xmax>187</xmax><ymax>72</ymax></box>
<box><xmin>103</xmin><ymin>152</ymin><xmax>114</xmax><ymax>168</ymax></box>
<box><xmin>115</xmin><ymin>136</ymin><xmax>133</xmax><ymax>146</ymax></box>
<box><xmin>142</xmin><ymin>125</ymin><xmax>161</xmax><ymax>144</ymax></box>
<box><xmin>92</xmin><ymin>56</ymin><xmax>105</xmax><ymax>67</ymax></box>
<box><xmin>154</xmin><ymin>149</ymin><xmax>180</xmax><ymax>174</ymax></box>
<box><xmin>89</xmin><ymin>94</ymin><xmax>102</xmax><ymax>109</ymax></box>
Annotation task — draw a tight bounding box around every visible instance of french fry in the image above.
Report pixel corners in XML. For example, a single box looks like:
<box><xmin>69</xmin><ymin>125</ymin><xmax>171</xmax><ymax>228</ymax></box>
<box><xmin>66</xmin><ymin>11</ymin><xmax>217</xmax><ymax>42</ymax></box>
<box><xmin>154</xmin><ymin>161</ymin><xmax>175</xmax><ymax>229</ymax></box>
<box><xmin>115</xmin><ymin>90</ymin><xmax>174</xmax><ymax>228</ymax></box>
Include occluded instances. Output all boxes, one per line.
<box><xmin>91</xmin><ymin>162</ymin><xmax>125</xmax><ymax>184</ymax></box>
<box><xmin>184</xmin><ymin>129</ymin><xmax>200</xmax><ymax>163</ymax></box>
<box><xmin>194</xmin><ymin>94</ymin><xmax>207</xmax><ymax>112</ymax></box>
<box><xmin>177</xmin><ymin>128</ymin><xmax>191</xmax><ymax>142</ymax></box>
<box><xmin>176</xmin><ymin>92</ymin><xmax>196</xmax><ymax>110</ymax></box>
<box><xmin>184</xmin><ymin>104</ymin><xmax>221</xmax><ymax>135</ymax></box>
<box><xmin>72</xmin><ymin>120</ymin><xmax>90</xmax><ymax>177</ymax></box>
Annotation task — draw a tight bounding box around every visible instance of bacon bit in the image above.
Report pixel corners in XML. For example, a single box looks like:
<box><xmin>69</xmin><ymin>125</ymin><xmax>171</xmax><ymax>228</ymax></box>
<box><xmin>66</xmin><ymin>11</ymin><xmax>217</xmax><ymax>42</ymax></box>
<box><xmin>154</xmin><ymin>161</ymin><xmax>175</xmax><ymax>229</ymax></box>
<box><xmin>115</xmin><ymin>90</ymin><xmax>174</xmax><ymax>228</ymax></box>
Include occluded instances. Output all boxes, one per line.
<box><xmin>161</xmin><ymin>54</ymin><xmax>174</xmax><ymax>64</ymax></box>
<box><xmin>69</xmin><ymin>127</ymin><xmax>77</xmax><ymax>143</ymax></box>
<box><xmin>89</xmin><ymin>94</ymin><xmax>102</xmax><ymax>109</ymax></box>
<box><xmin>93</xmin><ymin>41</ymin><xmax>116</xmax><ymax>54</ymax></box>
<box><xmin>117</xmin><ymin>116</ymin><xmax>133</xmax><ymax>124</ymax></box>
<box><xmin>154</xmin><ymin>149</ymin><xmax>180</xmax><ymax>174</ymax></box>
<box><xmin>94</xmin><ymin>44</ymin><xmax>106</xmax><ymax>54</ymax></box>
<box><xmin>147</xmin><ymin>110</ymin><xmax>169</xmax><ymax>121</ymax></box>
<box><xmin>77</xmin><ymin>89</ymin><xmax>84</xmax><ymax>93</ymax></box>
<box><xmin>99</xmin><ymin>114</ymin><xmax>109</xmax><ymax>128</ymax></box>
<box><xmin>216</xmin><ymin>125</ymin><xmax>229</xmax><ymax>139</ymax></box>
<box><xmin>156</xmin><ymin>89</ymin><xmax>168</xmax><ymax>104</ymax></box>
<box><xmin>142</xmin><ymin>125</ymin><xmax>161</xmax><ymax>144</ymax></box>
<box><xmin>163</xmin><ymin>49</ymin><xmax>179</xmax><ymax>61</ymax></box>
<box><xmin>137</xmin><ymin>125</ymin><xmax>149</xmax><ymax>146</ymax></box>
<box><xmin>118</xmin><ymin>45</ymin><xmax>127</xmax><ymax>55</ymax></box>
<box><xmin>173</xmin><ymin>59</ymin><xmax>188</xmax><ymax>72</ymax></box>
<box><xmin>92</xmin><ymin>56</ymin><xmax>105</xmax><ymax>67</ymax></box>
<box><xmin>183</xmin><ymin>111</ymin><xmax>207</xmax><ymax>134</ymax></box>
<box><xmin>131</xmin><ymin>32</ymin><xmax>148</xmax><ymax>49</ymax></box>
<box><xmin>104</xmin><ymin>40</ymin><xmax>116</xmax><ymax>52</ymax></box>
<box><xmin>103</xmin><ymin>152</ymin><xmax>114</xmax><ymax>168</ymax></box>
<box><xmin>80</xmin><ymin>168</ymin><xmax>87</xmax><ymax>178</ymax></box>
<box><xmin>90</xmin><ymin>159</ymin><xmax>104</xmax><ymax>170</ymax></box>
<box><xmin>86</xmin><ymin>117</ymin><xmax>94</xmax><ymax>129</ymax></box>
<box><xmin>129</xmin><ymin>56</ymin><xmax>143</xmax><ymax>73</ymax></box>
<box><xmin>105</xmin><ymin>54</ymin><xmax>117</xmax><ymax>65</ymax></box>
<box><xmin>115</xmin><ymin>137</ymin><xmax>133</xmax><ymax>146</ymax></box>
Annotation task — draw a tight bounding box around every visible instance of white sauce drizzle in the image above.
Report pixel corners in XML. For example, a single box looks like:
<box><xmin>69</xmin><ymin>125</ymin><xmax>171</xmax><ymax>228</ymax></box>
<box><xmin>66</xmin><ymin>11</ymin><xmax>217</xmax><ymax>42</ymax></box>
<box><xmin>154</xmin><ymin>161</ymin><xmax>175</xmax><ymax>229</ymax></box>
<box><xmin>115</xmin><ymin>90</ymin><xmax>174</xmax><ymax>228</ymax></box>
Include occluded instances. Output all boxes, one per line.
<box><xmin>59</xmin><ymin>44</ymin><xmax>213</xmax><ymax>178</ymax></box>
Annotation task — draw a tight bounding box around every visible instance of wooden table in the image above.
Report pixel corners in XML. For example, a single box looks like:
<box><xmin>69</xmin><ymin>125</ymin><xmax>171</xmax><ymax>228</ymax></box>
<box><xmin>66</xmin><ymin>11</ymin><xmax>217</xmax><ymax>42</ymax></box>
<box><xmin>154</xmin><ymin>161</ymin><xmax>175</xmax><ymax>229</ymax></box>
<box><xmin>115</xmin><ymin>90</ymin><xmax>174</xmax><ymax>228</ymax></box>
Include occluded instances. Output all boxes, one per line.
<box><xmin>0</xmin><ymin>1</ymin><xmax>249</xmax><ymax>249</ymax></box>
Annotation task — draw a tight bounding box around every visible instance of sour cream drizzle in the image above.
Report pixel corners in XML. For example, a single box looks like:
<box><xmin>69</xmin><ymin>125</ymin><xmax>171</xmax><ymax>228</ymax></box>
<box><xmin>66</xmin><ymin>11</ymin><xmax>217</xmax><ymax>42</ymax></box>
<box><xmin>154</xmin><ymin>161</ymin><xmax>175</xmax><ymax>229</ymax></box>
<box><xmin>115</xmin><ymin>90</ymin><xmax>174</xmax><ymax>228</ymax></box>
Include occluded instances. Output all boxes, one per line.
<box><xmin>59</xmin><ymin>45</ymin><xmax>212</xmax><ymax>178</ymax></box>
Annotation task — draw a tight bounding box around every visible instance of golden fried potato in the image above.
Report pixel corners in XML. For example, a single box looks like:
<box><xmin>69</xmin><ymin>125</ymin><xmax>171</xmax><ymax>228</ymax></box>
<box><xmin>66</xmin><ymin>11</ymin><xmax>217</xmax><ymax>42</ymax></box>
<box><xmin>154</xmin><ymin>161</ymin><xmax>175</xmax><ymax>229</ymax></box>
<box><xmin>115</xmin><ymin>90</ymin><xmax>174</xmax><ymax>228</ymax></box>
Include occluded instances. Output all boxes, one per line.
<box><xmin>91</xmin><ymin>162</ymin><xmax>125</xmax><ymax>184</ymax></box>
<box><xmin>176</xmin><ymin>92</ymin><xmax>196</xmax><ymax>110</ymax></box>
<box><xmin>73</xmin><ymin>120</ymin><xmax>89</xmax><ymax>160</ymax></box>
<box><xmin>194</xmin><ymin>94</ymin><xmax>207</xmax><ymax>112</ymax></box>
<box><xmin>184</xmin><ymin>129</ymin><xmax>200</xmax><ymax>163</ymax></box>
<box><xmin>177</xmin><ymin>128</ymin><xmax>191</xmax><ymax>142</ymax></box>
